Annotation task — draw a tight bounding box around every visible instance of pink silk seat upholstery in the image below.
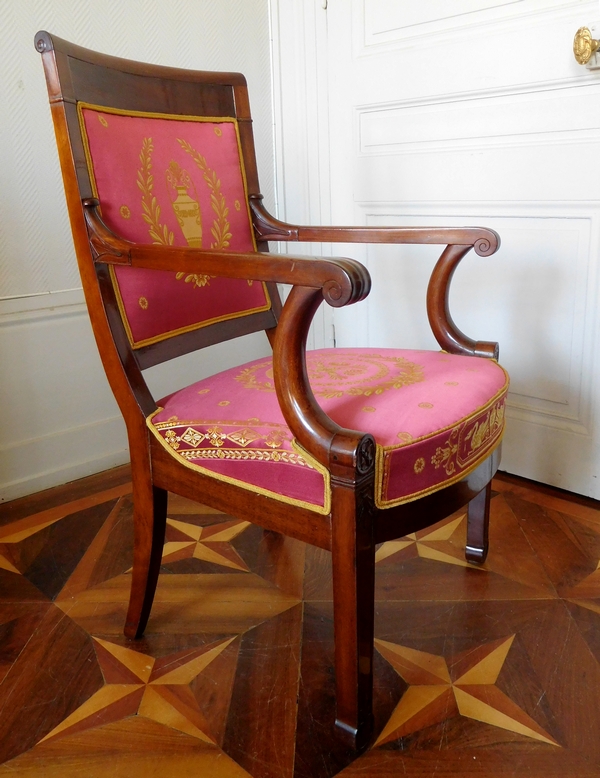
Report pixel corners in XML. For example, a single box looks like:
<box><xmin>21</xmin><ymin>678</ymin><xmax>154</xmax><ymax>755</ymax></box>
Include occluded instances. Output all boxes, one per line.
<box><xmin>150</xmin><ymin>348</ymin><xmax>508</xmax><ymax>512</ymax></box>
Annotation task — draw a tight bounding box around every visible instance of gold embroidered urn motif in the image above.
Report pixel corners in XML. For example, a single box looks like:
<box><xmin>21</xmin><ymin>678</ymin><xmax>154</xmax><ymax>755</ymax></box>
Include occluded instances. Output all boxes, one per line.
<box><xmin>178</xmin><ymin>138</ymin><xmax>231</xmax><ymax>250</ymax></box>
<box><xmin>136</xmin><ymin>135</ymin><xmax>232</xmax><ymax>290</ymax></box>
<box><xmin>235</xmin><ymin>354</ymin><xmax>424</xmax><ymax>397</ymax></box>
<box><xmin>431</xmin><ymin>429</ymin><xmax>459</xmax><ymax>475</ymax></box>
<box><xmin>166</xmin><ymin>160</ymin><xmax>202</xmax><ymax>247</ymax></box>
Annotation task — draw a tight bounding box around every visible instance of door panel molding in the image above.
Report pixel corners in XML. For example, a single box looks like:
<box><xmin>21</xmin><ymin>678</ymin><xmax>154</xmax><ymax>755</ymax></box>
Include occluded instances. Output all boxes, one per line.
<box><xmin>354</xmin><ymin>201</ymin><xmax>598</xmax><ymax>436</ymax></box>
<box><xmin>360</xmin><ymin>0</ymin><xmax>596</xmax><ymax>50</ymax></box>
<box><xmin>358</xmin><ymin>84</ymin><xmax>600</xmax><ymax>155</ymax></box>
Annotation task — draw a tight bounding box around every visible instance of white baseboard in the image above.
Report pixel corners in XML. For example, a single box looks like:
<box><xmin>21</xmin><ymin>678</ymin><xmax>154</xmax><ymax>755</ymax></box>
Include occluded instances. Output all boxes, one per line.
<box><xmin>0</xmin><ymin>291</ymin><xmax>271</xmax><ymax>504</ymax></box>
<box><xmin>0</xmin><ymin>415</ymin><xmax>129</xmax><ymax>503</ymax></box>
<box><xmin>0</xmin><ymin>293</ymin><xmax>129</xmax><ymax>502</ymax></box>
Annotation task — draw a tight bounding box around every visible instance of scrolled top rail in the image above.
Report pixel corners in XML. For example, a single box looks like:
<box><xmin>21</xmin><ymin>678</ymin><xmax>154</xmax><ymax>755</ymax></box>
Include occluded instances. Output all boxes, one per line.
<box><xmin>34</xmin><ymin>31</ymin><xmax>53</xmax><ymax>53</ymax></box>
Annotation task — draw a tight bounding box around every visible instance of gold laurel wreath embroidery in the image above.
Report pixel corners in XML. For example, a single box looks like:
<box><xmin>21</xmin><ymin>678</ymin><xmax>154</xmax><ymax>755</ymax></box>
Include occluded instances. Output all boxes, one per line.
<box><xmin>178</xmin><ymin>448</ymin><xmax>311</xmax><ymax>467</ymax></box>
<box><xmin>235</xmin><ymin>355</ymin><xmax>424</xmax><ymax>397</ymax></box>
<box><xmin>137</xmin><ymin>138</ymin><xmax>174</xmax><ymax>246</ymax></box>
<box><xmin>178</xmin><ymin>138</ymin><xmax>232</xmax><ymax>250</ymax></box>
<box><xmin>170</xmin><ymin>138</ymin><xmax>233</xmax><ymax>288</ymax></box>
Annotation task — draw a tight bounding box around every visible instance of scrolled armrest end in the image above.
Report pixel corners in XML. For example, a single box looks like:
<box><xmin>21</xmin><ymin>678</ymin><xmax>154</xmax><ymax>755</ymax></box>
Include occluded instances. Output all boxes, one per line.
<box><xmin>323</xmin><ymin>259</ymin><xmax>371</xmax><ymax>308</ymax></box>
<box><xmin>473</xmin><ymin>230</ymin><xmax>501</xmax><ymax>257</ymax></box>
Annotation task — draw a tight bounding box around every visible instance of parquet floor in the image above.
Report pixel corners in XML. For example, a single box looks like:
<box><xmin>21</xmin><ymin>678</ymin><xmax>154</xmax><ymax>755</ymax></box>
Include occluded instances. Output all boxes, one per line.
<box><xmin>1</xmin><ymin>468</ymin><xmax>600</xmax><ymax>777</ymax></box>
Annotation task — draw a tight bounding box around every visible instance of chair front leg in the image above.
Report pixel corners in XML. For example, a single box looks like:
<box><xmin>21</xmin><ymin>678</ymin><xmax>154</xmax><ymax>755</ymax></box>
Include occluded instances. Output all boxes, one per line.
<box><xmin>465</xmin><ymin>481</ymin><xmax>491</xmax><ymax>564</ymax></box>
<box><xmin>124</xmin><ymin>445</ymin><xmax>168</xmax><ymax>639</ymax></box>
<box><xmin>331</xmin><ymin>477</ymin><xmax>376</xmax><ymax>752</ymax></box>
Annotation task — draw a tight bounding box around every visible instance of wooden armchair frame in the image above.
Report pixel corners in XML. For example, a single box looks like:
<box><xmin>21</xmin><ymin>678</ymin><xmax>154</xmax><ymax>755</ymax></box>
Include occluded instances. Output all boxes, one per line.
<box><xmin>36</xmin><ymin>31</ymin><xmax>502</xmax><ymax>750</ymax></box>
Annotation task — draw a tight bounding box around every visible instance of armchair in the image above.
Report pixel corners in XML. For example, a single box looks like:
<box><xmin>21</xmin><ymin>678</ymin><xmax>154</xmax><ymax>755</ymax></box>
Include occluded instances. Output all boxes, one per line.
<box><xmin>36</xmin><ymin>31</ymin><xmax>508</xmax><ymax>751</ymax></box>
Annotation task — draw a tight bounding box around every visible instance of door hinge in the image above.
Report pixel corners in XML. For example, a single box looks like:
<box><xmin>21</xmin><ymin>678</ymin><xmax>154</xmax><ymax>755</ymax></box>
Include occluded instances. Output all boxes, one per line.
<box><xmin>321</xmin><ymin>0</ymin><xmax>328</xmax><ymax>9</ymax></box>
<box><xmin>332</xmin><ymin>322</ymin><xmax>337</xmax><ymax>347</ymax></box>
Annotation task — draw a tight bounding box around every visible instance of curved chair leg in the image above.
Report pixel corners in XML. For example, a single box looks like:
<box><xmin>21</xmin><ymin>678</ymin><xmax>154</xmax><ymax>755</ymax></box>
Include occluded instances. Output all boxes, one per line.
<box><xmin>331</xmin><ymin>488</ymin><xmax>376</xmax><ymax>752</ymax></box>
<box><xmin>124</xmin><ymin>480</ymin><xmax>168</xmax><ymax>639</ymax></box>
<box><xmin>465</xmin><ymin>481</ymin><xmax>491</xmax><ymax>564</ymax></box>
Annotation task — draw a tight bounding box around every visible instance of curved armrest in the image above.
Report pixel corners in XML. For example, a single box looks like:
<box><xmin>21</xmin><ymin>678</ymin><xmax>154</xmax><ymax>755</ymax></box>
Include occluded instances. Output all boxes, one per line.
<box><xmin>82</xmin><ymin>198</ymin><xmax>370</xmax><ymax>309</ymax></box>
<box><xmin>250</xmin><ymin>195</ymin><xmax>499</xmax><ymax>257</ymax></box>
<box><xmin>250</xmin><ymin>196</ymin><xmax>500</xmax><ymax>359</ymax></box>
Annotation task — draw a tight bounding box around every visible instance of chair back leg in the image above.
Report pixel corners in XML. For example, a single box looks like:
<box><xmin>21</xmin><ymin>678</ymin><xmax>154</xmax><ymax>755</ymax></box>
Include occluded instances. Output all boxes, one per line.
<box><xmin>465</xmin><ymin>481</ymin><xmax>491</xmax><ymax>564</ymax></box>
<box><xmin>125</xmin><ymin>471</ymin><xmax>168</xmax><ymax>639</ymax></box>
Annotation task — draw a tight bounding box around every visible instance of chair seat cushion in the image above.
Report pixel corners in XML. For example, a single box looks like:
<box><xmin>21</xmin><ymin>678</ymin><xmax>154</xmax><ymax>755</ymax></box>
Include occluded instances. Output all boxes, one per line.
<box><xmin>148</xmin><ymin>348</ymin><xmax>508</xmax><ymax>513</ymax></box>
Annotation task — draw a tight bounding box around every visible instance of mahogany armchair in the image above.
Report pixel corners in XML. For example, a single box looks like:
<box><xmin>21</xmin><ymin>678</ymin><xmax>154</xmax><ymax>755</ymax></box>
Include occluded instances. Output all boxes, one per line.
<box><xmin>36</xmin><ymin>31</ymin><xmax>508</xmax><ymax>750</ymax></box>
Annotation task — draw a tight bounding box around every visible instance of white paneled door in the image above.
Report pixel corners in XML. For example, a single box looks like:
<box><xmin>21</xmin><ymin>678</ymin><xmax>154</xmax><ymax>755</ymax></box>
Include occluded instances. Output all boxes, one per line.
<box><xmin>322</xmin><ymin>0</ymin><xmax>600</xmax><ymax>497</ymax></box>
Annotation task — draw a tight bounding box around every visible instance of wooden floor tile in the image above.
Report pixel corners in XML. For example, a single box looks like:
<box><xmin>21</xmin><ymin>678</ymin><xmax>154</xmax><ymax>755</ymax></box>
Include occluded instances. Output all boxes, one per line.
<box><xmin>1</xmin><ymin>470</ymin><xmax>600</xmax><ymax>776</ymax></box>
<box><xmin>223</xmin><ymin>604</ymin><xmax>303</xmax><ymax>778</ymax></box>
<box><xmin>0</xmin><ymin>718</ymin><xmax>254</xmax><ymax>777</ymax></box>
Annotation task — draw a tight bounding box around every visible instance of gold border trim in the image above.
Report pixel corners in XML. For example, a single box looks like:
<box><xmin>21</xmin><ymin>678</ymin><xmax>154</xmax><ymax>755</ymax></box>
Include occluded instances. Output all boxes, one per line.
<box><xmin>154</xmin><ymin>416</ymin><xmax>292</xmax><ymax>431</ymax></box>
<box><xmin>379</xmin><ymin>367</ymin><xmax>510</xmax><ymax>452</ymax></box>
<box><xmin>374</xmin><ymin>374</ymin><xmax>509</xmax><ymax>509</ymax></box>
<box><xmin>77</xmin><ymin>102</ymin><xmax>272</xmax><ymax>349</ymax></box>
<box><xmin>374</xmin><ymin>427</ymin><xmax>505</xmax><ymax>510</ymax></box>
<box><xmin>291</xmin><ymin>439</ymin><xmax>332</xmax><ymax>514</ymax></box>
<box><xmin>147</xmin><ymin>409</ymin><xmax>330</xmax><ymax>516</ymax></box>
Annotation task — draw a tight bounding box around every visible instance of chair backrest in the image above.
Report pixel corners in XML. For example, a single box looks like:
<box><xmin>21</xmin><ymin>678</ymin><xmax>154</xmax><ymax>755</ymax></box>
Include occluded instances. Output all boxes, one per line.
<box><xmin>36</xmin><ymin>32</ymin><xmax>280</xmax><ymax>377</ymax></box>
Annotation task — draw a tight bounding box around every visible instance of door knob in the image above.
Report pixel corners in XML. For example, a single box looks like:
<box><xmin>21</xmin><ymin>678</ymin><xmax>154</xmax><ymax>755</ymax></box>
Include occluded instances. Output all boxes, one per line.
<box><xmin>573</xmin><ymin>26</ymin><xmax>600</xmax><ymax>65</ymax></box>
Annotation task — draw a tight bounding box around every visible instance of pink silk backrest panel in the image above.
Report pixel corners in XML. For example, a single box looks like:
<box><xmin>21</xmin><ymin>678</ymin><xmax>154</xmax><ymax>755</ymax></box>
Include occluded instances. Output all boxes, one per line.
<box><xmin>78</xmin><ymin>105</ymin><xmax>271</xmax><ymax>348</ymax></box>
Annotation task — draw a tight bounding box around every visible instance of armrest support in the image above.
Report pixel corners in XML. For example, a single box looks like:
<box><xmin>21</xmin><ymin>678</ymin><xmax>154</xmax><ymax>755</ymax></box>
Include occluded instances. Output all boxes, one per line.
<box><xmin>427</xmin><ymin>244</ymin><xmax>499</xmax><ymax>359</ymax></box>
<box><xmin>273</xmin><ymin>285</ymin><xmax>370</xmax><ymax>471</ymax></box>
<box><xmin>82</xmin><ymin>198</ymin><xmax>370</xmax><ymax>309</ymax></box>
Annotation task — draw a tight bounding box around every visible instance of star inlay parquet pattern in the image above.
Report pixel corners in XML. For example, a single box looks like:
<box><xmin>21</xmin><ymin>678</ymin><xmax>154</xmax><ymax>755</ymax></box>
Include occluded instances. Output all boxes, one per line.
<box><xmin>162</xmin><ymin>517</ymin><xmax>251</xmax><ymax>571</ymax></box>
<box><xmin>41</xmin><ymin>635</ymin><xmax>237</xmax><ymax>745</ymax></box>
<box><xmin>2</xmin><ymin>467</ymin><xmax>600</xmax><ymax>777</ymax></box>
<box><xmin>374</xmin><ymin>635</ymin><xmax>559</xmax><ymax>747</ymax></box>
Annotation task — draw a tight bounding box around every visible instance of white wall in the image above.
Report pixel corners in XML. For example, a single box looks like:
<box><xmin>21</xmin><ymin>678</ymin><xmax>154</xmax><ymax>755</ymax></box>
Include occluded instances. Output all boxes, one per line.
<box><xmin>0</xmin><ymin>0</ymin><xmax>275</xmax><ymax>501</ymax></box>
<box><xmin>269</xmin><ymin>0</ymin><xmax>333</xmax><ymax>350</ymax></box>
